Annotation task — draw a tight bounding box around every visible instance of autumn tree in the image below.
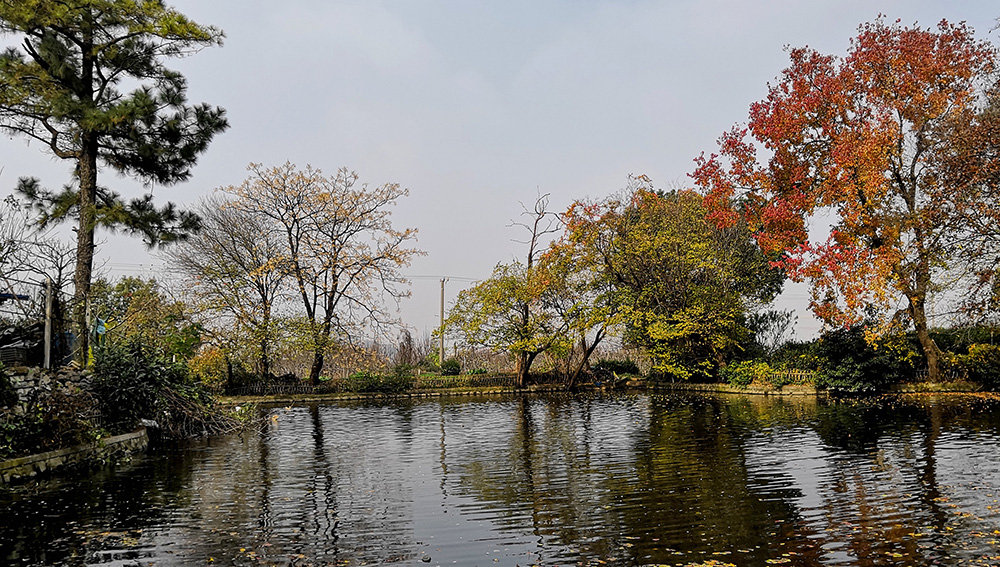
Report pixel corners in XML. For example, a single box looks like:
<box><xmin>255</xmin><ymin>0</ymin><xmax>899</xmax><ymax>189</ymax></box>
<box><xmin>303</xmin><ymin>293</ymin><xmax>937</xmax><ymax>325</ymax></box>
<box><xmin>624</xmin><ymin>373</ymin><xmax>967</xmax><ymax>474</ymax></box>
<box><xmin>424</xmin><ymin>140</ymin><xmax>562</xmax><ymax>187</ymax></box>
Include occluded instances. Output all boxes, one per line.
<box><xmin>693</xmin><ymin>18</ymin><xmax>1000</xmax><ymax>381</ymax></box>
<box><xmin>447</xmin><ymin>261</ymin><xmax>570</xmax><ymax>387</ymax></box>
<box><xmin>540</xmin><ymin>228</ymin><xmax>622</xmax><ymax>389</ymax></box>
<box><xmin>447</xmin><ymin>195</ymin><xmax>567</xmax><ymax>387</ymax></box>
<box><xmin>563</xmin><ymin>178</ymin><xmax>782</xmax><ymax>380</ymax></box>
<box><xmin>165</xmin><ymin>195</ymin><xmax>289</xmax><ymax>378</ymax></box>
<box><xmin>0</xmin><ymin>1</ymin><xmax>228</xmax><ymax>362</ymax></box>
<box><xmin>222</xmin><ymin>163</ymin><xmax>420</xmax><ymax>385</ymax></box>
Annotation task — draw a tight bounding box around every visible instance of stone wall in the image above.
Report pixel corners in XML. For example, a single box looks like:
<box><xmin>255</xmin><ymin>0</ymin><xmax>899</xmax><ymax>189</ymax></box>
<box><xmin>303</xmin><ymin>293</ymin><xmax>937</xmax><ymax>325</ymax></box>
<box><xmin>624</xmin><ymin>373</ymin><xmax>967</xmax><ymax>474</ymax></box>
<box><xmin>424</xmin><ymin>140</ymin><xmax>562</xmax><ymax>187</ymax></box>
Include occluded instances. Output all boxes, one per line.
<box><xmin>6</xmin><ymin>366</ymin><xmax>90</xmax><ymax>406</ymax></box>
<box><xmin>0</xmin><ymin>428</ymin><xmax>147</xmax><ymax>484</ymax></box>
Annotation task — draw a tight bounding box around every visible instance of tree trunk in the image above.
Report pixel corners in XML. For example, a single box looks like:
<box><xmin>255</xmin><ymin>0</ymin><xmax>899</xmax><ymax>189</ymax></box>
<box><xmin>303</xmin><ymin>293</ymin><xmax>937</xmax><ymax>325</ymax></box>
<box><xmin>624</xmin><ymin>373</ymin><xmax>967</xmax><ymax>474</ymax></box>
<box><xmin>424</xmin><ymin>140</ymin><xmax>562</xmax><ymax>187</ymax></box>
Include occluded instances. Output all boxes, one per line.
<box><xmin>515</xmin><ymin>351</ymin><xmax>538</xmax><ymax>388</ymax></box>
<box><xmin>73</xmin><ymin>136</ymin><xmax>99</xmax><ymax>365</ymax></box>
<box><xmin>909</xmin><ymin>294</ymin><xmax>941</xmax><ymax>382</ymax></box>
<box><xmin>566</xmin><ymin>332</ymin><xmax>604</xmax><ymax>390</ymax></box>
<box><xmin>309</xmin><ymin>351</ymin><xmax>325</xmax><ymax>386</ymax></box>
<box><xmin>260</xmin><ymin>337</ymin><xmax>271</xmax><ymax>379</ymax></box>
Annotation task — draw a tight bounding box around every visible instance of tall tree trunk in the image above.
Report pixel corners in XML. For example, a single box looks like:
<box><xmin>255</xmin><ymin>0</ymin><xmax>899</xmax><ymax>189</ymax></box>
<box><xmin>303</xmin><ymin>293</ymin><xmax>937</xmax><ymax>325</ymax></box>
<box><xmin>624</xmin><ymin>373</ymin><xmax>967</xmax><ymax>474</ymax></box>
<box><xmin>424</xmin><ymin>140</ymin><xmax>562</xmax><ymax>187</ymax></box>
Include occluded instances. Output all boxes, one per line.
<box><xmin>909</xmin><ymin>294</ymin><xmax>941</xmax><ymax>382</ymax></box>
<box><xmin>74</xmin><ymin>21</ymin><xmax>98</xmax><ymax>366</ymax></box>
<box><xmin>73</xmin><ymin>137</ymin><xmax>98</xmax><ymax>365</ymax></box>
<box><xmin>260</xmin><ymin>337</ymin><xmax>271</xmax><ymax>378</ymax></box>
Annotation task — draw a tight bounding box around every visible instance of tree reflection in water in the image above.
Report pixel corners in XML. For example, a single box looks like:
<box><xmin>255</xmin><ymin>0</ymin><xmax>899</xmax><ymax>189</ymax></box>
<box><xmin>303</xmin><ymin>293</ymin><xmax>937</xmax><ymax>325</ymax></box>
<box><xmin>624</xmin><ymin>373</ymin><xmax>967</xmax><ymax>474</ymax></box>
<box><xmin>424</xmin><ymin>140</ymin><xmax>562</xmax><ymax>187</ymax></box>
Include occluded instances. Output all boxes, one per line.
<box><xmin>3</xmin><ymin>392</ymin><xmax>1000</xmax><ymax>566</ymax></box>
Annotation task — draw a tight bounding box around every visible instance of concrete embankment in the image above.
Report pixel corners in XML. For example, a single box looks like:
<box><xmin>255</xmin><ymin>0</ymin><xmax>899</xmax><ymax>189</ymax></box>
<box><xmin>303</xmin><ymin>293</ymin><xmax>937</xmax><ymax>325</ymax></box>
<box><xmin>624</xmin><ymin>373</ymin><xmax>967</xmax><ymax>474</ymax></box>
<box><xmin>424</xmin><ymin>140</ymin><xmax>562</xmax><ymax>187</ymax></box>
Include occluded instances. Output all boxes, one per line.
<box><xmin>0</xmin><ymin>428</ymin><xmax>148</xmax><ymax>484</ymax></box>
<box><xmin>652</xmin><ymin>382</ymin><xmax>822</xmax><ymax>396</ymax></box>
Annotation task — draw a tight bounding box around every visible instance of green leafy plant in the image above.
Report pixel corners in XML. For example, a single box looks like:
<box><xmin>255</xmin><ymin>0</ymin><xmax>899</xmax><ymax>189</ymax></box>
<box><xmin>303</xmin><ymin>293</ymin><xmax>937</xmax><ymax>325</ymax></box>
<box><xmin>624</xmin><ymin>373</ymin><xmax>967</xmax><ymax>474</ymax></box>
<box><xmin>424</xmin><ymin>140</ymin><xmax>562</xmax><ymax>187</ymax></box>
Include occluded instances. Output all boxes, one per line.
<box><xmin>593</xmin><ymin>359</ymin><xmax>641</xmax><ymax>375</ymax></box>
<box><xmin>441</xmin><ymin>358</ymin><xmax>461</xmax><ymax>376</ymax></box>
<box><xmin>812</xmin><ymin>326</ymin><xmax>911</xmax><ymax>393</ymax></box>
<box><xmin>963</xmin><ymin>344</ymin><xmax>1000</xmax><ymax>389</ymax></box>
<box><xmin>0</xmin><ymin>386</ymin><xmax>99</xmax><ymax>461</ymax></box>
<box><xmin>341</xmin><ymin>371</ymin><xmax>413</xmax><ymax>394</ymax></box>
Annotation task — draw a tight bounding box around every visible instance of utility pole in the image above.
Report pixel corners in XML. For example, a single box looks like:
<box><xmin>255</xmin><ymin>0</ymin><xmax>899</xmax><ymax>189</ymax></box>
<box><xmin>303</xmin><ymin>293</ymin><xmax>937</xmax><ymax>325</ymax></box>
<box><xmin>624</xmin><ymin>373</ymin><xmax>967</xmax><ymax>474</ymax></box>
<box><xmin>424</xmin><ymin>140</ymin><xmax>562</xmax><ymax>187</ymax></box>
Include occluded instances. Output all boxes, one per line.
<box><xmin>439</xmin><ymin>278</ymin><xmax>446</xmax><ymax>367</ymax></box>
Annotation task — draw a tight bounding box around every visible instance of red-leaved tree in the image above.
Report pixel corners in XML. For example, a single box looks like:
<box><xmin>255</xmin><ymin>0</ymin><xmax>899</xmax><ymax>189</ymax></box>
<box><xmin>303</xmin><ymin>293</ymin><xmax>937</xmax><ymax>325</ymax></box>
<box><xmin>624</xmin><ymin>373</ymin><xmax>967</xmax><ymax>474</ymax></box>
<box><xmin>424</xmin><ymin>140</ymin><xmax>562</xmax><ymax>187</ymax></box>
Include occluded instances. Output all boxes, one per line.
<box><xmin>692</xmin><ymin>18</ymin><xmax>1000</xmax><ymax>381</ymax></box>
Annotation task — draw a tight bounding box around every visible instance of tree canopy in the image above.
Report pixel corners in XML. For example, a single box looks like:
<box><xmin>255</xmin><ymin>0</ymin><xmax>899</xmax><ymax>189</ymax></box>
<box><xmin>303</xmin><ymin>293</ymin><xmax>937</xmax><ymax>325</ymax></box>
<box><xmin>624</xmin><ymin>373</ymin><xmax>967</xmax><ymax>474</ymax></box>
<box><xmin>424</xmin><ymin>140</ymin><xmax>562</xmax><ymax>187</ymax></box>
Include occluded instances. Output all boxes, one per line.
<box><xmin>692</xmin><ymin>18</ymin><xmax>1000</xmax><ymax>381</ymax></box>
<box><xmin>562</xmin><ymin>179</ymin><xmax>782</xmax><ymax>380</ymax></box>
<box><xmin>0</xmin><ymin>0</ymin><xmax>228</xmax><ymax>361</ymax></box>
<box><xmin>219</xmin><ymin>162</ymin><xmax>421</xmax><ymax>385</ymax></box>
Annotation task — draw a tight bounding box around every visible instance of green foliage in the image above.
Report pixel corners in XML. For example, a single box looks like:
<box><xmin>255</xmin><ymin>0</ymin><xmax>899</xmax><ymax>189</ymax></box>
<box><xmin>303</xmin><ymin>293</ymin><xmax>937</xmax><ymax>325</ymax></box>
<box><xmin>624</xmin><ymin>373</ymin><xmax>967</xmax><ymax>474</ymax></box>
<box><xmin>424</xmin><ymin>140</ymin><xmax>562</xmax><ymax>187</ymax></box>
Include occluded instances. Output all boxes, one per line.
<box><xmin>467</xmin><ymin>368</ymin><xmax>488</xmax><ymax>375</ymax></box>
<box><xmin>0</xmin><ymin>0</ymin><xmax>228</xmax><ymax>240</ymax></box>
<box><xmin>813</xmin><ymin>327</ymin><xmax>912</xmax><ymax>393</ymax></box>
<box><xmin>771</xmin><ymin>340</ymin><xmax>821</xmax><ymax>370</ymax></box>
<box><xmin>441</xmin><ymin>358</ymin><xmax>461</xmax><ymax>376</ymax></box>
<box><xmin>447</xmin><ymin>261</ymin><xmax>570</xmax><ymax>368</ymax></box>
<box><xmin>0</xmin><ymin>365</ymin><xmax>16</xmax><ymax>408</ymax></box>
<box><xmin>721</xmin><ymin>360</ymin><xmax>771</xmax><ymax>387</ymax></box>
<box><xmin>91</xmin><ymin>342</ymin><xmax>183</xmax><ymax>434</ymax></box>
<box><xmin>91</xmin><ymin>339</ymin><xmax>237</xmax><ymax>437</ymax></box>
<box><xmin>961</xmin><ymin>344</ymin><xmax>1000</xmax><ymax>389</ymax></box>
<box><xmin>391</xmin><ymin>363</ymin><xmax>415</xmax><ymax>379</ymax></box>
<box><xmin>90</xmin><ymin>277</ymin><xmax>202</xmax><ymax>359</ymax></box>
<box><xmin>341</xmin><ymin>371</ymin><xmax>414</xmax><ymax>394</ymax></box>
<box><xmin>0</xmin><ymin>385</ymin><xmax>99</xmax><ymax>461</ymax></box>
<box><xmin>566</xmin><ymin>184</ymin><xmax>782</xmax><ymax>380</ymax></box>
<box><xmin>593</xmin><ymin>358</ymin><xmax>640</xmax><ymax>375</ymax></box>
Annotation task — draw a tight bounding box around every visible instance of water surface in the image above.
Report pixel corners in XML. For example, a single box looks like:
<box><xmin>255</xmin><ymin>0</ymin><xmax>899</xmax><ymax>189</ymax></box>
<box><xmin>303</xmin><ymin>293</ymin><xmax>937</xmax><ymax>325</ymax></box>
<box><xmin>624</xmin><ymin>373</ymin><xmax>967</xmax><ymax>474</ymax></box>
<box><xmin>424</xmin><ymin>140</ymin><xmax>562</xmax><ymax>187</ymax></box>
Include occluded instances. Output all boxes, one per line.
<box><xmin>3</xmin><ymin>392</ymin><xmax>1000</xmax><ymax>566</ymax></box>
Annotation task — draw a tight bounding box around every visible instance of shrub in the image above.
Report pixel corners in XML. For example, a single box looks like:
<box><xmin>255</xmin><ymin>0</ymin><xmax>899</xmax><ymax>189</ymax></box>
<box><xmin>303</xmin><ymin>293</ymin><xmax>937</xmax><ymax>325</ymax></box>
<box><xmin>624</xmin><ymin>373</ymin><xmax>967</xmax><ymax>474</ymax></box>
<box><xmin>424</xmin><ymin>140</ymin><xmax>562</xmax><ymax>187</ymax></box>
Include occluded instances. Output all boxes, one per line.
<box><xmin>720</xmin><ymin>360</ymin><xmax>789</xmax><ymax>388</ymax></box>
<box><xmin>965</xmin><ymin>344</ymin><xmax>1000</xmax><ymax>389</ymax></box>
<box><xmin>0</xmin><ymin>385</ymin><xmax>99</xmax><ymax>460</ymax></box>
<box><xmin>467</xmin><ymin>368</ymin><xmax>487</xmax><ymax>375</ymax></box>
<box><xmin>593</xmin><ymin>359</ymin><xmax>641</xmax><ymax>375</ymax></box>
<box><xmin>91</xmin><ymin>341</ymin><xmax>231</xmax><ymax>438</ymax></box>
<box><xmin>91</xmin><ymin>342</ymin><xmax>179</xmax><ymax>434</ymax></box>
<box><xmin>188</xmin><ymin>347</ymin><xmax>229</xmax><ymax>393</ymax></box>
<box><xmin>392</xmin><ymin>363</ymin><xmax>415</xmax><ymax>379</ymax></box>
<box><xmin>812</xmin><ymin>326</ymin><xmax>911</xmax><ymax>393</ymax></box>
<box><xmin>341</xmin><ymin>371</ymin><xmax>413</xmax><ymax>394</ymax></box>
<box><xmin>441</xmin><ymin>358</ymin><xmax>461</xmax><ymax>376</ymax></box>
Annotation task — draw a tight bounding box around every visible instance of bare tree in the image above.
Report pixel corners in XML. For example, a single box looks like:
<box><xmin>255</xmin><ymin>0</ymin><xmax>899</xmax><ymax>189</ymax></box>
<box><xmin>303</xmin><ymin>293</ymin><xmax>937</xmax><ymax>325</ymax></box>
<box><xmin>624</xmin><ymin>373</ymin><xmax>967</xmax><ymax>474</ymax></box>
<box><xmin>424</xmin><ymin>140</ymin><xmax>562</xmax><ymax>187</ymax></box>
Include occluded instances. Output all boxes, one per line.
<box><xmin>165</xmin><ymin>195</ymin><xmax>289</xmax><ymax>378</ymax></box>
<box><xmin>222</xmin><ymin>163</ymin><xmax>422</xmax><ymax>384</ymax></box>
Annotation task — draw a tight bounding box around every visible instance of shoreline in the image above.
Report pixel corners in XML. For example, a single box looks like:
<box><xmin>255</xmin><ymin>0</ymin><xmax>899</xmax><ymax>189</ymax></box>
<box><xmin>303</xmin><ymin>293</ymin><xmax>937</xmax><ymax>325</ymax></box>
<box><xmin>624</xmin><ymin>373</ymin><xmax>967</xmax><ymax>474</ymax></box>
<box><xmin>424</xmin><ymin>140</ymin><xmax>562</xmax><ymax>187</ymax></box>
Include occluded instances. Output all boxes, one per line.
<box><xmin>217</xmin><ymin>378</ymin><xmax>991</xmax><ymax>406</ymax></box>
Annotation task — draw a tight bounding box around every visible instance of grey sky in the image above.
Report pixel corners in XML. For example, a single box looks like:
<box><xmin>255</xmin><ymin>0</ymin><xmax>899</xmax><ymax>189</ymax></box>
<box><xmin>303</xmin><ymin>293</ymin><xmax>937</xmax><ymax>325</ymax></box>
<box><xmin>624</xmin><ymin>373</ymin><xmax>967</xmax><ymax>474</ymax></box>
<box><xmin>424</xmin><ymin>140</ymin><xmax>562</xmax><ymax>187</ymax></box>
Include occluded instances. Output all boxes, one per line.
<box><xmin>1</xmin><ymin>1</ymin><xmax>996</xmax><ymax>339</ymax></box>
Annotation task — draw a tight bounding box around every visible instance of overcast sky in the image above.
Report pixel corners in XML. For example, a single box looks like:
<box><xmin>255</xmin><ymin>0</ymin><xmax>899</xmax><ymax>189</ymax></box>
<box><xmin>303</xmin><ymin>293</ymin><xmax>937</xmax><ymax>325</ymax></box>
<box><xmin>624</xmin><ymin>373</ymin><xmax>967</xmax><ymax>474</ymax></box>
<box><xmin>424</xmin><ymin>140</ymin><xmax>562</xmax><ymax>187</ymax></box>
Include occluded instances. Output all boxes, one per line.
<box><xmin>1</xmin><ymin>1</ymin><xmax>997</xmax><ymax>339</ymax></box>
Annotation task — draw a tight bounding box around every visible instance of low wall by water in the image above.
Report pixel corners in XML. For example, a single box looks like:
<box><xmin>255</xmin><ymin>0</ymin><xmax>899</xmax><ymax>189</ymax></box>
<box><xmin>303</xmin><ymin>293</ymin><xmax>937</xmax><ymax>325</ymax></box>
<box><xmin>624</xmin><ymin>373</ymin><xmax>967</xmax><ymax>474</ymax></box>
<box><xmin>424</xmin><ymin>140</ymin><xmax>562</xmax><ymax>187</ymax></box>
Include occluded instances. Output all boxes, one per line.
<box><xmin>0</xmin><ymin>428</ymin><xmax>147</xmax><ymax>484</ymax></box>
<box><xmin>653</xmin><ymin>382</ymin><xmax>822</xmax><ymax>396</ymax></box>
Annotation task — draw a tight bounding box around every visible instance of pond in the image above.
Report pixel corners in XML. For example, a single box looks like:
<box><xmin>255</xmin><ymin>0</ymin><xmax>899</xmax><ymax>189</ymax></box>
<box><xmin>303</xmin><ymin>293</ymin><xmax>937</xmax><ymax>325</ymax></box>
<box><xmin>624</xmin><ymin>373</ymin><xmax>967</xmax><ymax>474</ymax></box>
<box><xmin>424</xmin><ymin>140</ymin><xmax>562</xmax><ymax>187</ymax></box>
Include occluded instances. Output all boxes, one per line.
<box><xmin>3</xmin><ymin>392</ymin><xmax>1000</xmax><ymax>567</ymax></box>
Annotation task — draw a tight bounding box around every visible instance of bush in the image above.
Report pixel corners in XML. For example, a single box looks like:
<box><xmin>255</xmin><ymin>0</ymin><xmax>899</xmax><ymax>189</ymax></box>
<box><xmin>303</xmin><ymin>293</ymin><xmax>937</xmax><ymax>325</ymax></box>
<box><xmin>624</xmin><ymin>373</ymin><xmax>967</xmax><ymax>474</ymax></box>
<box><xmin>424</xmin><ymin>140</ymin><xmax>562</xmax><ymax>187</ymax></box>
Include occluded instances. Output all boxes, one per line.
<box><xmin>91</xmin><ymin>342</ymin><xmax>180</xmax><ymax>434</ymax></box>
<box><xmin>964</xmin><ymin>343</ymin><xmax>1000</xmax><ymax>389</ymax></box>
<box><xmin>91</xmin><ymin>341</ymin><xmax>231</xmax><ymax>438</ymax></box>
<box><xmin>721</xmin><ymin>360</ymin><xmax>773</xmax><ymax>387</ymax></box>
<box><xmin>441</xmin><ymin>358</ymin><xmax>461</xmax><ymax>376</ymax></box>
<box><xmin>341</xmin><ymin>371</ymin><xmax>413</xmax><ymax>394</ymax></box>
<box><xmin>0</xmin><ymin>365</ymin><xmax>16</xmax><ymax>408</ymax></box>
<box><xmin>188</xmin><ymin>347</ymin><xmax>229</xmax><ymax>393</ymax></box>
<box><xmin>0</xmin><ymin>385</ymin><xmax>99</xmax><ymax>461</ymax></box>
<box><xmin>467</xmin><ymin>368</ymin><xmax>487</xmax><ymax>375</ymax></box>
<box><xmin>391</xmin><ymin>363</ymin><xmax>415</xmax><ymax>379</ymax></box>
<box><xmin>812</xmin><ymin>326</ymin><xmax>911</xmax><ymax>393</ymax></box>
<box><xmin>593</xmin><ymin>359</ymin><xmax>641</xmax><ymax>375</ymax></box>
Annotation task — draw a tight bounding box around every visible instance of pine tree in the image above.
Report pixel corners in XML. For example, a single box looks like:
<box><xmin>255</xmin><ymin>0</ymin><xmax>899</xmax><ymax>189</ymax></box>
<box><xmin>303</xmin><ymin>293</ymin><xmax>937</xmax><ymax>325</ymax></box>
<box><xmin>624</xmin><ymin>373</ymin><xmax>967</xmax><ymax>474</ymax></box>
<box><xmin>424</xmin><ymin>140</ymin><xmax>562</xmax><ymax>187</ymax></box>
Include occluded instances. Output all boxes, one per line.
<box><xmin>0</xmin><ymin>0</ymin><xmax>229</xmax><ymax>362</ymax></box>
